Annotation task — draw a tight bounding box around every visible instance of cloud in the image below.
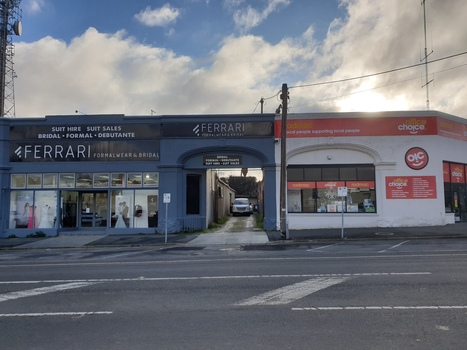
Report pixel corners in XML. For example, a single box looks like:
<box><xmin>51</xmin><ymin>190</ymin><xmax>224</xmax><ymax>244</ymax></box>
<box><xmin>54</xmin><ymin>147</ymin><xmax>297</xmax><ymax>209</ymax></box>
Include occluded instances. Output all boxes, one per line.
<box><xmin>290</xmin><ymin>0</ymin><xmax>467</xmax><ymax>117</ymax></box>
<box><xmin>23</xmin><ymin>0</ymin><xmax>45</xmax><ymax>15</ymax></box>
<box><xmin>14</xmin><ymin>26</ymin><xmax>311</xmax><ymax>116</ymax></box>
<box><xmin>135</xmin><ymin>3</ymin><xmax>181</xmax><ymax>27</ymax></box>
<box><xmin>13</xmin><ymin>0</ymin><xmax>467</xmax><ymax>119</ymax></box>
<box><xmin>15</xmin><ymin>28</ymin><xmax>193</xmax><ymax>116</ymax></box>
<box><xmin>230</xmin><ymin>0</ymin><xmax>291</xmax><ymax>32</ymax></box>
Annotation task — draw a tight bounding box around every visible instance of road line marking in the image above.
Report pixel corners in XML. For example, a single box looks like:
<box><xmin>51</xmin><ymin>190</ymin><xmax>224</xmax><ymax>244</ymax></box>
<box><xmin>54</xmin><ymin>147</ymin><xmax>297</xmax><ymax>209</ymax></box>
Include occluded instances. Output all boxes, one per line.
<box><xmin>307</xmin><ymin>243</ymin><xmax>340</xmax><ymax>252</ymax></box>
<box><xmin>235</xmin><ymin>277</ymin><xmax>351</xmax><ymax>306</ymax></box>
<box><xmin>0</xmin><ymin>282</ymin><xmax>98</xmax><ymax>303</ymax></box>
<box><xmin>0</xmin><ymin>311</ymin><xmax>113</xmax><ymax>317</ymax></box>
<box><xmin>0</xmin><ymin>272</ymin><xmax>431</xmax><ymax>286</ymax></box>
<box><xmin>292</xmin><ymin>306</ymin><xmax>467</xmax><ymax>311</ymax></box>
<box><xmin>2</xmin><ymin>253</ymin><xmax>467</xmax><ymax>268</ymax></box>
<box><xmin>379</xmin><ymin>240</ymin><xmax>410</xmax><ymax>253</ymax></box>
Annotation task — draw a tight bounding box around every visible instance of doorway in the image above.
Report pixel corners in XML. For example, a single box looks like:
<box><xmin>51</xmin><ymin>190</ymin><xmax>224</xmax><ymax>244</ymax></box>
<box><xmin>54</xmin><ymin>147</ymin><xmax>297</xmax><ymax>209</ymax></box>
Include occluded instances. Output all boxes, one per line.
<box><xmin>61</xmin><ymin>191</ymin><xmax>108</xmax><ymax>229</ymax></box>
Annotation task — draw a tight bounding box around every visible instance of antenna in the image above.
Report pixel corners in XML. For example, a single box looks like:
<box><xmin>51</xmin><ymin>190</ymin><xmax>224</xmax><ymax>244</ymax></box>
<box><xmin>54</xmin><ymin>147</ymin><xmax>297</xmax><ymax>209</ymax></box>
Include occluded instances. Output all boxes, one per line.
<box><xmin>421</xmin><ymin>0</ymin><xmax>433</xmax><ymax>109</ymax></box>
<box><xmin>0</xmin><ymin>0</ymin><xmax>22</xmax><ymax>118</ymax></box>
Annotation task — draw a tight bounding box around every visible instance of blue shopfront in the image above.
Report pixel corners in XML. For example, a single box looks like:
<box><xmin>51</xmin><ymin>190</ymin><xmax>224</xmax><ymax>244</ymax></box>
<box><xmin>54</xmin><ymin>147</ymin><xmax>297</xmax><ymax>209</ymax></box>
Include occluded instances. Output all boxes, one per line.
<box><xmin>0</xmin><ymin>113</ymin><xmax>277</xmax><ymax>237</ymax></box>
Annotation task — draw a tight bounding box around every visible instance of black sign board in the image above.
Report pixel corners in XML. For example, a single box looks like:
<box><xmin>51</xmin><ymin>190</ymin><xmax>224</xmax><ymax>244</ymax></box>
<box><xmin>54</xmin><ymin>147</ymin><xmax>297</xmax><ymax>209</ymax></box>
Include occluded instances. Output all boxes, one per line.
<box><xmin>9</xmin><ymin>123</ymin><xmax>161</xmax><ymax>141</ymax></box>
<box><xmin>10</xmin><ymin>140</ymin><xmax>160</xmax><ymax>162</ymax></box>
<box><xmin>9</xmin><ymin>123</ymin><xmax>161</xmax><ymax>162</ymax></box>
<box><xmin>163</xmin><ymin>121</ymin><xmax>273</xmax><ymax>138</ymax></box>
<box><xmin>203</xmin><ymin>155</ymin><xmax>242</xmax><ymax>166</ymax></box>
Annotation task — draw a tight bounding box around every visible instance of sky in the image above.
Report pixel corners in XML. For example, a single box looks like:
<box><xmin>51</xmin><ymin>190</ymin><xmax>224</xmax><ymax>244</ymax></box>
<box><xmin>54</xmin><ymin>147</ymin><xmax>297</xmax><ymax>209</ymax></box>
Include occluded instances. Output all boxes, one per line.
<box><xmin>11</xmin><ymin>0</ymin><xmax>467</xmax><ymax>119</ymax></box>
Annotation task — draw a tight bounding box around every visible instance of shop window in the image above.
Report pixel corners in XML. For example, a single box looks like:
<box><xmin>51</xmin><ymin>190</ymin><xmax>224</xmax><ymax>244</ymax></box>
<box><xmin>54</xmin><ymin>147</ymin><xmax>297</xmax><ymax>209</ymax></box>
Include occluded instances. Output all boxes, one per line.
<box><xmin>76</xmin><ymin>173</ymin><xmax>93</xmax><ymax>188</ymax></box>
<box><xmin>357</xmin><ymin>167</ymin><xmax>375</xmax><ymax>180</ymax></box>
<box><xmin>94</xmin><ymin>173</ymin><xmax>109</xmax><ymax>188</ymax></box>
<box><xmin>322</xmin><ymin>167</ymin><xmax>339</xmax><ymax>180</ymax></box>
<box><xmin>287</xmin><ymin>168</ymin><xmax>303</xmax><ymax>181</ymax></box>
<box><xmin>135</xmin><ymin>190</ymin><xmax>158</xmax><ymax>228</ymax></box>
<box><xmin>304</xmin><ymin>168</ymin><xmax>321</xmax><ymax>181</ymax></box>
<box><xmin>27</xmin><ymin>174</ymin><xmax>42</xmax><ymax>188</ymax></box>
<box><xmin>340</xmin><ymin>167</ymin><xmax>357</xmax><ymax>180</ymax></box>
<box><xmin>59</xmin><ymin>173</ymin><xmax>75</xmax><ymax>188</ymax></box>
<box><xmin>9</xmin><ymin>191</ymin><xmax>34</xmax><ymax>228</ymax></box>
<box><xmin>8</xmin><ymin>191</ymin><xmax>56</xmax><ymax>229</ymax></box>
<box><xmin>286</xmin><ymin>164</ymin><xmax>376</xmax><ymax>214</ymax></box>
<box><xmin>110</xmin><ymin>189</ymin><xmax>159</xmax><ymax>229</ymax></box>
<box><xmin>111</xmin><ymin>173</ymin><xmax>126</xmax><ymax>187</ymax></box>
<box><xmin>302</xmin><ymin>189</ymin><xmax>318</xmax><ymax>212</ymax></box>
<box><xmin>35</xmin><ymin>191</ymin><xmax>58</xmax><ymax>228</ymax></box>
<box><xmin>43</xmin><ymin>174</ymin><xmax>58</xmax><ymax>188</ymax></box>
<box><xmin>111</xmin><ymin>190</ymin><xmax>134</xmax><ymax>228</ymax></box>
<box><xmin>444</xmin><ymin>183</ymin><xmax>453</xmax><ymax>213</ymax></box>
<box><xmin>143</xmin><ymin>172</ymin><xmax>159</xmax><ymax>187</ymax></box>
<box><xmin>11</xmin><ymin>174</ymin><xmax>26</xmax><ymax>189</ymax></box>
<box><xmin>128</xmin><ymin>173</ymin><xmax>142</xmax><ymax>187</ymax></box>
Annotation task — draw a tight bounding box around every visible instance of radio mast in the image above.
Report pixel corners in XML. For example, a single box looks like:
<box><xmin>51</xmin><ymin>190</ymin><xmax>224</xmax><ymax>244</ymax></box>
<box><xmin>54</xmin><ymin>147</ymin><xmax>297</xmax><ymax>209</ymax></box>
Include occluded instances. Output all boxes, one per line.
<box><xmin>0</xmin><ymin>0</ymin><xmax>22</xmax><ymax>118</ymax></box>
<box><xmin>421</xmin><ymin>0</ymin><xmax>433</xmax><ymax>110</ymax></box>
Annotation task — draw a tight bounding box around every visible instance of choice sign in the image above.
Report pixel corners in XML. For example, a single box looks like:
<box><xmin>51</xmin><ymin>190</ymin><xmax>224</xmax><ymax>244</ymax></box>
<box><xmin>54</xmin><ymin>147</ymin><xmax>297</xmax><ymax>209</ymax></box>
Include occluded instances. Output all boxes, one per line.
<box><xmin>405</xmin><ymin>147</ymin><xmax>428</xmax><ymax>170</ymax></box>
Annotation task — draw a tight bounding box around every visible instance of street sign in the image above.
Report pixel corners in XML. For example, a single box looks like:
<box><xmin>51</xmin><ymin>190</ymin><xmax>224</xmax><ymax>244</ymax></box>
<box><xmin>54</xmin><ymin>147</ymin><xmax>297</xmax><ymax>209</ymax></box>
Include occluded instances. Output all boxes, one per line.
<box><xmin>338</xmin><ymin>187</ymin><xmax>348</xmax><ymax>197</ymax></box>
<box><xmin>163</xmin><ymin>193</ymin><xmax>171</xmax><ymax>204</ymax></box>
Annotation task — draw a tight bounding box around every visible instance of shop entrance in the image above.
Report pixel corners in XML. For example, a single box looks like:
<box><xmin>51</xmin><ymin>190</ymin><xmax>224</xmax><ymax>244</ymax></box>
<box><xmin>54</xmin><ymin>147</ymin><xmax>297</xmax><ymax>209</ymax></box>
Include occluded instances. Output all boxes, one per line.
<box><xmin>452</xmin><ymin>184</ymin><xmax>467</xmax><ymax>222</ymax></box>
<box><xmin>61</xmin><ymin>191</ymin><xmax>108</xmax><ymax>229</ymax></box>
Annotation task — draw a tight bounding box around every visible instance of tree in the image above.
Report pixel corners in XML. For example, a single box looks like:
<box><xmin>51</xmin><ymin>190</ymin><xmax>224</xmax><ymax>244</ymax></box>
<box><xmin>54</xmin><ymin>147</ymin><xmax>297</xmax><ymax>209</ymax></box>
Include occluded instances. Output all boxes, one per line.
<box><xmin>228</xmin><ymin>176</ymin><xmax>257</xmax><ymax>197</ymax></box>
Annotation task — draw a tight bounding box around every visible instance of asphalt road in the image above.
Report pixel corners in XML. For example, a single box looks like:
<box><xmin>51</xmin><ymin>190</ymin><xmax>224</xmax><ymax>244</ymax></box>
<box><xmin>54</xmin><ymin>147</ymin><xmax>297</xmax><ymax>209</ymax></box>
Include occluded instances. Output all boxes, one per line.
<box><xmin>1</xmin><ymin>238</ymin><xmax>467</xmax><ymax>349</ymax></box>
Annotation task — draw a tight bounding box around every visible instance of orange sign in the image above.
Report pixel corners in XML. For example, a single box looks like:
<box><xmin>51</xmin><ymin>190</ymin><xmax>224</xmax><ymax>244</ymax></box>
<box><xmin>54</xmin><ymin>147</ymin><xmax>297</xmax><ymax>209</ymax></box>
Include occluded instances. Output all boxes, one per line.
<box><xmin>437</xmin><ymin>118</ymin><xmax>467</xmax><ymax>141</ymax></box>
<box><xmin>450</xmin><ymin>164</ymin><xmax>465</xmax><ymax>183</ymax></box>
<box><xmin>274</xmin><ymin>116</ymin><xmax>438</xmax><ymax>138</ymax></box>
<box><xmin>287</xmin><ymin>182</ymin><xmax>315</xmax><ymax>189</ymax></box>
<box><xmin>386</xmin><ymin>176</ymin><xmax>437</xmax><ymax>199</ymax></box>
<box><xmin>346</xmin><ymin>181</ymin><xmax>375</xmax><ymax>189</ymax></box>
<box><xmin>443</xmin><ymin>162</ymin><xmax>450</xmax><ymax>182</ymax></box>
<box><xmin>316</xmin><ymin>181</ymin><xmax>345</xmax><ymax>189</ymax></box>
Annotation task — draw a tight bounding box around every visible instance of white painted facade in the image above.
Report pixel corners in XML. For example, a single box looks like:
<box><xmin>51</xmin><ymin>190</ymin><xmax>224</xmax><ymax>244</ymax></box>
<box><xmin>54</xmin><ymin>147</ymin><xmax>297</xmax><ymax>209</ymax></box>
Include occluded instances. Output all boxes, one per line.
<box><xmin>275</xmin><ymin>110</ymin><xmax>467</xmax><ymax>229</ymax></box>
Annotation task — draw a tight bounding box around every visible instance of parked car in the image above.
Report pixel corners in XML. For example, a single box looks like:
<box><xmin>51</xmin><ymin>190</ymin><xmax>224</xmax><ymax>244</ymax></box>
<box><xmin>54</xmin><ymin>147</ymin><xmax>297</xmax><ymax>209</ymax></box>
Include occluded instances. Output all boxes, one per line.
<box><xmin>232</xmin><ymin>198</ymin><xmax>253</xmax><ymax>216</ymax></box>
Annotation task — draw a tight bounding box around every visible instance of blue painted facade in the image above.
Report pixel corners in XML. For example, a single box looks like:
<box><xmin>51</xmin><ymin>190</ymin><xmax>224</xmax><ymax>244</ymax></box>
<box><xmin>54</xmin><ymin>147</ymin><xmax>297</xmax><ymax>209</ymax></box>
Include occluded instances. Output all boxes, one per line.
<box><xmin>0</xmin><ymin>113</ymin><xmax>277</xmax><ymax>237</ymax></box>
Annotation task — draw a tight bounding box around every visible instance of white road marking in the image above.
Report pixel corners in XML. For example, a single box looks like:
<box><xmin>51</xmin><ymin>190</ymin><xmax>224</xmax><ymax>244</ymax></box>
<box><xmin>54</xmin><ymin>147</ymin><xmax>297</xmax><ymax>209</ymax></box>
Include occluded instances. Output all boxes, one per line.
<box><xmin>307</xmin><ymin>243</ymin><xmax>340</xmax><ymax>252</ymax></box>
<box><xmin>292</xmin><ymin>306</ymin><xmax>467</xmax><ymax>311</ymax></box>
<box><xmin>2</xmin><ymin>253</ymin><xmax>467</xmax><ymax>269</ymax></box>
<box><xmin>235</xmin><ymin>277</ymin><xmax>351</xmax><ymax>306</ymax></box>
<box><xmin>0</xmin><ymin>282</ymin><xmax>98</xmax><ymax>303</ymax></box>
<box><xmin>0</xmin><ymin>272</ymin><xmax>431</xmax><ymax>286</ymax></box>
<box><xmin>379</xmin><ymin>240</ymin><xmax>410</xmax><ymax>253</ymax></box>
<box><xmin>0</xmin><ymin>311</ymin><xmax>113</xmax><ymax>317</ymax></box>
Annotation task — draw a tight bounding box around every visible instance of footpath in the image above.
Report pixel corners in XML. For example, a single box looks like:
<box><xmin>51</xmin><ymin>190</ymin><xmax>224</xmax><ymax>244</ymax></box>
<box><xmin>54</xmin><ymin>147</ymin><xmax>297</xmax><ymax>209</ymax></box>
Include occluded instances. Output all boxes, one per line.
<box><xmin>0</xmin><ymin>222</ymin><xmax>466</xmax><ymax>250</ymax></box>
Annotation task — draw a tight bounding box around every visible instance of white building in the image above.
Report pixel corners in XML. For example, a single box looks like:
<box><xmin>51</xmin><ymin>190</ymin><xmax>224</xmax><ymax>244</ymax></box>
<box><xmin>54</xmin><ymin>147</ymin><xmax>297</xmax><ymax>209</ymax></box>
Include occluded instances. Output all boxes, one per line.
<box><xmin>275</xmin><ymin>110</ymin><xmax>467</xmax><ymax>229</ymax></box>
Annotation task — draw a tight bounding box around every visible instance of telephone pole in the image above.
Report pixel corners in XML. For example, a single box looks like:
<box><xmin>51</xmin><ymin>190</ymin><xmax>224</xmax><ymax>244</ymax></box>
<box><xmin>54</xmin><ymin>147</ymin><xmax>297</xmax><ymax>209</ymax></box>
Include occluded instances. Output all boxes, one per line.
<box><xmin>279</xmin><ymin>83</ymin><xmax>289</xmax><ymax>239</ymax></box>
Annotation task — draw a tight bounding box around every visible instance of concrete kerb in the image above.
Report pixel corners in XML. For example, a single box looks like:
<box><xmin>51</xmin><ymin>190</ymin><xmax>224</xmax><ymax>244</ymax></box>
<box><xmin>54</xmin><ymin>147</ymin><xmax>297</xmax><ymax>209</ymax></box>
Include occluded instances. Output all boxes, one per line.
<box><xmin>1</xmin><ymin>223</ymin><xmax>466</xmax><ymax>250</ymax></box>
<box><xmin>266</xmin><ymin>223</ymin><xmax>467</xmax><ymax>244</ymax></box>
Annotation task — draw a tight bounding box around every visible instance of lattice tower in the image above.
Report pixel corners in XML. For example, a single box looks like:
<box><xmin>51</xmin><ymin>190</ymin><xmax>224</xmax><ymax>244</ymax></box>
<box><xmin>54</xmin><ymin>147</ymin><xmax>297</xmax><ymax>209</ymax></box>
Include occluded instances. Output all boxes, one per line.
<box><xmin>0</xmin><ymin>0</ymin><xmax>21</xmax><ymax>118</ymax></box>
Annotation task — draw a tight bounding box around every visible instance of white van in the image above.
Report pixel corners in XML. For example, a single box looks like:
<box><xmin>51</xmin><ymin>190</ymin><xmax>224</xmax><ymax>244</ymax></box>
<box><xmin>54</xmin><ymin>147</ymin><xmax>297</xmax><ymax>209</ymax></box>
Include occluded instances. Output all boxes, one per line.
<box><xmin>232</xmin><ymin>198</ymin><xmax>253</xmax><ymax>216</ymax></box>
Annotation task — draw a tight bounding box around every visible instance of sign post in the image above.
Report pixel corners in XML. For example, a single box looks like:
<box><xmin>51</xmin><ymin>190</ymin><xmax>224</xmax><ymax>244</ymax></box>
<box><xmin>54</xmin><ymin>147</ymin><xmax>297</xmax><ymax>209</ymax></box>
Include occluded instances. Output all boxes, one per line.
<box><xmin>338</xmin><ymin>187</ymin><xmax>347</xmax><ymax>239</ymax></box>
<box><xmin>163</xmin><ymin>193</ymin><xmax>171</xmax><ymax>243</ymax></box>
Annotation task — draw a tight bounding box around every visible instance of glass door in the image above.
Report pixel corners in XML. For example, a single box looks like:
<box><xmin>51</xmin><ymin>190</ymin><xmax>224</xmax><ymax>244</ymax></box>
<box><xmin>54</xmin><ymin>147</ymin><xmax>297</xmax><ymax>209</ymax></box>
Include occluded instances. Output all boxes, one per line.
<box><xmin>80</xmin><ymin>192</ymin><xmax>108</xmax><ymax>228</ymax></box>
<box><xmin>61</xmin><ymin>191</ymin><xmax>78</xmax><ymax>228</ymax></box>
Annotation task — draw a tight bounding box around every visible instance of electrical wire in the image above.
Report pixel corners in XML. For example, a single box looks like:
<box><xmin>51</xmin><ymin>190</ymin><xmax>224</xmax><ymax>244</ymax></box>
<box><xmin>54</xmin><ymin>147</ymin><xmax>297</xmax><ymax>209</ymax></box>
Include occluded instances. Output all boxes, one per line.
<box><xmin>289</xmin><ymin>50</ymin><xmax>467</xmax><ymax>90</ymax></box>
<box><xmin>289</xmin><ymin>62</ymin><xmax>467</xmax><ymax>110</ymax></box>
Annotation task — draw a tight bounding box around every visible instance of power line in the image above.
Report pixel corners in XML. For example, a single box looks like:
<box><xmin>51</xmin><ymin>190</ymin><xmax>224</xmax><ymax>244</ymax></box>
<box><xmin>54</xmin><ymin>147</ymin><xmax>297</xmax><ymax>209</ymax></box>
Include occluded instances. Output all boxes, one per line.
<box><xmin>289</xmin><ymin>50</ymin><xmax>467</xmax><ymax>90</ymax></box>
<box><xmin>252</xmin><ymin>91</ymin><xmax>280</xmax><ymax>113</ymax></box>
<box><xmin>288</xmin><ymin>62</ymin><xmax>467</xmax><ymax>110</ymax></box>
